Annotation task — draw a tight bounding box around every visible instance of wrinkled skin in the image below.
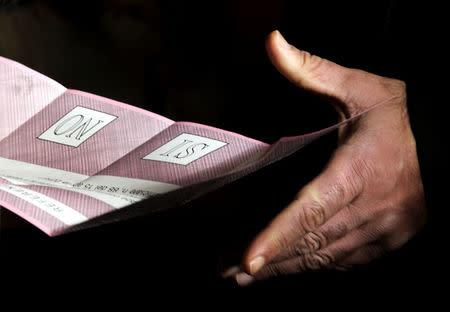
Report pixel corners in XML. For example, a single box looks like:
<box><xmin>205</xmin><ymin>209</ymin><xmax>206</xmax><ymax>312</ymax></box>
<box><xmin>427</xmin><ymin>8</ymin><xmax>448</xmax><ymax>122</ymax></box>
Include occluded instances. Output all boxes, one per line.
<box><xmin>226</xmin><ymin>30</ymin><xmax>426</xmax><ymax>286</ymax></box>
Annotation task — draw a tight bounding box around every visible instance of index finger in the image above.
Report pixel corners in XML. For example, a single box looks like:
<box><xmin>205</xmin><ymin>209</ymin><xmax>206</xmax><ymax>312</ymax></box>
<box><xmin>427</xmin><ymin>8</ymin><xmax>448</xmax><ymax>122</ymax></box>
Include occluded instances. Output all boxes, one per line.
<box><xmin>242</xmin><ymin>151</ymin><xmax>363</xmax><ymax>275</ymax></box>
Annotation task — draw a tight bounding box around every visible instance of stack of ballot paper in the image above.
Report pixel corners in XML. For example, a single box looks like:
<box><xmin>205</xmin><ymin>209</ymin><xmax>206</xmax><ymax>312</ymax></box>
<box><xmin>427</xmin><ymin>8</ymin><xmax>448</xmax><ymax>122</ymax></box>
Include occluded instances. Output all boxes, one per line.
<box><xmin>0</xmin><ymin>56</ymin><xmax>378</xmax><ymax>236</ymax></box>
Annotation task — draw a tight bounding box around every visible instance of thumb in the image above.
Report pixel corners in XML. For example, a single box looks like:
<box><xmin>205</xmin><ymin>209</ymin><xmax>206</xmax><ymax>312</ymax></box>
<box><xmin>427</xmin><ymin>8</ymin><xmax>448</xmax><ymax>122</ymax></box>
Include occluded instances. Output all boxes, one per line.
<box><xmin>266</xmin><ymin>30</ymin><xmax>401</xmax><ymax>119</ymax></box>
<box><xmin>266</xmin><ymin>30</ymin><xmax>352</xmax><ymax>103</ymax></box>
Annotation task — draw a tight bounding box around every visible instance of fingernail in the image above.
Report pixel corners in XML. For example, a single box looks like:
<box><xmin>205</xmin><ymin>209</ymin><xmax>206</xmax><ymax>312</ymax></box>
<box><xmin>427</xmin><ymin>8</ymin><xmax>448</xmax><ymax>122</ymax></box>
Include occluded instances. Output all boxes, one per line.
<box><xmin>221</xmin><ymin>265</ymin><xmax>241</xmax><ymax>279</ymax></box>
<box><xmin>275</xmin><ymin>30</ymin><xmax>290</xmax><ymax>50</ymax></box>
<box><xmin>249</xmin><ymin>256</ymin><xmax>265</xmax><ymax>275</ymax></box>
<box><xmin>235</xmin><ymin>272</ymin><xmax>255</xmax><ymax>287</ymax></box>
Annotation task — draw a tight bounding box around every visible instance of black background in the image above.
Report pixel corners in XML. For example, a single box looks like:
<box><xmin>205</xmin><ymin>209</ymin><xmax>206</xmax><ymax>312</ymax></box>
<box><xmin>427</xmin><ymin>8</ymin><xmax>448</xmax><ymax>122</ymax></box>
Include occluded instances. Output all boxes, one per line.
<box><xmin>0</xmin><ymin>0</ymin><xmax>447</xmax><ymax>308</ymax></box>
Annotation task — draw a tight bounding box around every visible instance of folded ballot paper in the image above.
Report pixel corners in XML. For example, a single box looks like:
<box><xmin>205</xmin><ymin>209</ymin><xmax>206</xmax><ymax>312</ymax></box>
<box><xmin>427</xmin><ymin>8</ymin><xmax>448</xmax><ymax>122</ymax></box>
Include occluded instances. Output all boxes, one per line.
<box><xmin>0</xmin><ymin>56</ymin><xmax>384</xmax><ymax>236</ymax></box>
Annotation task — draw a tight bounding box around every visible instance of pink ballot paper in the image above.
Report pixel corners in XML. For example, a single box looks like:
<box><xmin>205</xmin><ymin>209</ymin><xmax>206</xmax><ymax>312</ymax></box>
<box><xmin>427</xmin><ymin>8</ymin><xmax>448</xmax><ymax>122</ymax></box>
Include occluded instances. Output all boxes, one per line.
<box><xmin>0</xmin><ymin>56</ymin><xmax>391</xmax><ymax>236</ymax></box>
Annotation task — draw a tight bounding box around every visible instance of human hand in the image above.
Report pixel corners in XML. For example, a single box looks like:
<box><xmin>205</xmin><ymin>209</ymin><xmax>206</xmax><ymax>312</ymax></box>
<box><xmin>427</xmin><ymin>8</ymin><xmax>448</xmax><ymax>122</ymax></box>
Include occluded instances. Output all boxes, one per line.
<box><xmin>229</xmin><ymin>30</ymin><xmax>426</xmax><ymax>286</ymax></box>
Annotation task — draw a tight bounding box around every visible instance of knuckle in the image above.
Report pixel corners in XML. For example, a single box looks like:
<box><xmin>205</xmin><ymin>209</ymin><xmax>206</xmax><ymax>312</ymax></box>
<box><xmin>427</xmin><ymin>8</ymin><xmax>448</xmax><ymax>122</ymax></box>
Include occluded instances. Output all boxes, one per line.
<box><xmin>382</xmin><ymin>78</ymin><xmax>407</xmax><ymax>99</ymax></box>
<box><xmin>379</xmin><ymin>205</ymin><xmax>415</xmax><ymax>235</ymax></box>
<box><xmin>306</xmin><ymin>54</ymin><xmax>326</xmax><ymax>73</ymax></box>
<box><xmin>296</xmin><ymin>50</ymin><xmax>324</xmax><ymax>72</ymax></box>
<box><xmin>373</xmin><ymin>207</ymin><xmax>420</xmax><ymax>251</ymax></box>
<box><xmin>298</xmin><ymin>50</ymin><xmax>312</xmax><ymax>68</ymax></box>
<box><xmin>302</xmin><ymin>252</ymin><xmax>334</xmax><ymax>270</ymax></box>
<box><xmin>298</xmin><ymin>201</ymin><xmax>326</xmax><ymax>233</ymax></box>
<box><xmin>293</xmin><ymin>258</ymin><xmax>309</xmax><ymax>272</ymax></box>
<box><xmin>321</xmin><ymin>179</ymin><xmax>348</xmax><ymax>205</ymax></box>
<box><xmin>314</xmin><ymin>252</ymin><xmax>334</xmax><ymax>268</ymax></box>
<box><xmin>302</xmin><ymin>231</ymin><xmax>328</xmax><ymax>252</ymax></box>
<box><xmin>261</xmin><ymin>252</ymin><xmax>336</xmax><ymax>277</ymax></box>
<box><xmin>341</xmin><ymin>69</ymin><xmax>408</xmax><ymax>113</ymax></box>
<box><xmin>378</xmin><ymin>208</ymin><xmax>421</xmax><ymax>251</ymax></box>
<box><xmin>340</xmin><ymin>68</ymin><xmax>370</xmax><ymax>103</ymax></box>
<box><xmin>378</xmin><ymin>78</ymin><xmax>408</xmax><ymax>112</ymax></box>
<box><xmin>321</xmin><ymin>218</ymin><xmax>349</xmax><ymax>242</ymax></box>
<box><xmin>380</xmin><ymin>211</ymin><xmax>402</xmax><ymax>231</ymax></box>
